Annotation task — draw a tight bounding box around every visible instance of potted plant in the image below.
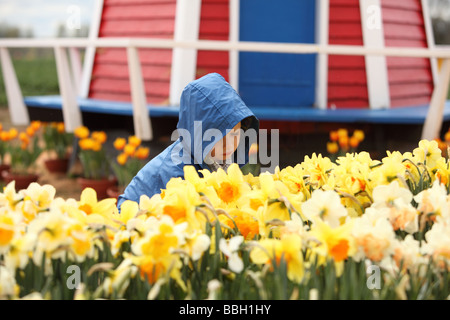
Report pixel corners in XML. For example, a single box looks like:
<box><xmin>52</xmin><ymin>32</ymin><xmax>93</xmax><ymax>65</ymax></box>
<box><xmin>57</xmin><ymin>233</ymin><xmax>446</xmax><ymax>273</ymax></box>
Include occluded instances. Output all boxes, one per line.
<box><xmin>107</xmin><ymin>135</ymin><xmax>150</xmax><ymax>199</ymax></box>
<box><xmin>42</xmin><ymin>121</ymin><xmax>74</xmax><ymax>174</ymax></box>
<box><xmin>0</xmin><ymin>124</ymin><xmax>16</xmax><ymax>180</ymax></box>
<box><xmin>2</xmin><ymin>121</ymin><xmax>43</xmax><ymax>190</ymax></box>
<box><xmin>74</xmin><ymin>125</ymin><xmax>117</xmax><ymax>199</ymax></box>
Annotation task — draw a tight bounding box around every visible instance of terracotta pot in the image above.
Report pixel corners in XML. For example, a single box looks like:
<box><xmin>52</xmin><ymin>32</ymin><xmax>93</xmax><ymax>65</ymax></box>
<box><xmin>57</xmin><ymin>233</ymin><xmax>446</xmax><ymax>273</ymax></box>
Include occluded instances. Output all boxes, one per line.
<box><xmin>77</xmin><ymin>177</ymin><xmax>118</xmax><ymax>200</ymax></box>
<box><xmin>1</xmin><ymin>171</ymin><xmax>39</xmax><ymax>190</ymax></box>
<box><xmin>106</xmin><ymin>186</ymin><xmax>124</xmax><ymax>200</ymax></box>
<box><xmin>0</xmin><ymin>164</ymin><xmax>11</xmax><ymax>181</ymax></box>
<box><xmin>44</xmin><ymin>158</ymin><xmax>70</xmax><ymax>174</ymax></box>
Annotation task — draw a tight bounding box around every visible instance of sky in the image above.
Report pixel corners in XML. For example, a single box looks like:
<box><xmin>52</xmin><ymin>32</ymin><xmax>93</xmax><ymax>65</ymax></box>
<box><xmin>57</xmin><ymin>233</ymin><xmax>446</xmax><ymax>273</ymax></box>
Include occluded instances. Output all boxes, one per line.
<box><xmin>0</xmin><ymin>0</ymin><xmax>95</xmax><ymax>38</ymax></box>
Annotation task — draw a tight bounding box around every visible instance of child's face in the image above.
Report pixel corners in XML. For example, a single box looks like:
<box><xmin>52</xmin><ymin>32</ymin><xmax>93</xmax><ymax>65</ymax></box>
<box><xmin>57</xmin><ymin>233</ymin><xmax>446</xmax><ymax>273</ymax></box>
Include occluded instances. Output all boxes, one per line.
<box><xmin>210</xmin><ymin>122</ymin><xmax>241</xmax><ymax>161</ymax></box>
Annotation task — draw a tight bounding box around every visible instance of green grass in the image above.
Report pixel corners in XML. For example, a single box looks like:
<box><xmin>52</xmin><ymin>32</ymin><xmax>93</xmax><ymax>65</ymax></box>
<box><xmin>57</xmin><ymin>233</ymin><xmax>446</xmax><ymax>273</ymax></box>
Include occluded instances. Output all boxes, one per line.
<box><xmin>0</xmin><ymin>57</ymin><xmax>59</xmax><ymax>107</ymax></box>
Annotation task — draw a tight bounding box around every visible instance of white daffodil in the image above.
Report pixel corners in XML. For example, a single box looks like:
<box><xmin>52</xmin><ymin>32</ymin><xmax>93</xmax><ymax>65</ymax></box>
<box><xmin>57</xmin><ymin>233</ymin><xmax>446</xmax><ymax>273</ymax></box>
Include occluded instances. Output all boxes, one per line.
<box><xmin>372</xmin><ymin>180</ymin><xmax>413</xmax><ymax>209</ymax></box>
<box><xmin>219</xmin><ymin>235</ymin><xmax>244</xmax><ymax>273</ymax></box>
<box><xmin>414</xmin><ymin>179</ymin><xmax>449</xmax><ymax>219</ymax></box>
<box><xmin>301</xmin><ymin>189</ymin><xmax>347</xmax><ymax>228</ymax></box>
<box><xmin>0</xmin><ymin>265</ymin><xmax>17</xmax><ymax>299</ymax></box>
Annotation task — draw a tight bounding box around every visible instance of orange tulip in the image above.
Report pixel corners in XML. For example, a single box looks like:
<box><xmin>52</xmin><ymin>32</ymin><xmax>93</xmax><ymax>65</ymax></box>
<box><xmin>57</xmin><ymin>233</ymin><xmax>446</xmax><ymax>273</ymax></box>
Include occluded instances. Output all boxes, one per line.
<box><xmin>135</xmin><ymin>146</ymin><xmax>150</xmax><ymax>160</ymax></box>
<box><xmin>113</xmin><ymin>138</ymin><xmax>127</xmax><ymax>151</ymax></box>
<box><xmin>74</xmin><ymin>126</ymin><xmax>89</xmax><ymax>139</ymax></box>
<box><xmin>92</xmin><ymin>131</ymin><xmax>107</xmax><ymax>144</ymax></box>
<box><xmin>128</xmin><ymin>135</ymin><xmax>142</xmax><ymax>147</ymax></box>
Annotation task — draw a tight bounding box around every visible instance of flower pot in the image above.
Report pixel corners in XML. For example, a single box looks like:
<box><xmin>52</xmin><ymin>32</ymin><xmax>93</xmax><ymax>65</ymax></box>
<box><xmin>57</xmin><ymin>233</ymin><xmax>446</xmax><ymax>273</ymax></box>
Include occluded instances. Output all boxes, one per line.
<box><xmin>0</xmin><ymin>164</ymin><xmax>11</xmax><ymax>181</ymax></box>
<box><xmin>1</xmin><ymin>171</ymin><xmax>39</xmax><ymax>190</ymax></box>
<box><xmin>106</xmin><ymin>186</ymin><xmax>124</xmax><ymax>200</ymax></box>
<box><xmin>77</xmin><ymin>177</ymin><xmax>118</xmax><ymax>200</ymax></box>
<box><xmin>44</xmin><ymin>158</ymin><xmax>70</xmax><ymax>174</ymax></box>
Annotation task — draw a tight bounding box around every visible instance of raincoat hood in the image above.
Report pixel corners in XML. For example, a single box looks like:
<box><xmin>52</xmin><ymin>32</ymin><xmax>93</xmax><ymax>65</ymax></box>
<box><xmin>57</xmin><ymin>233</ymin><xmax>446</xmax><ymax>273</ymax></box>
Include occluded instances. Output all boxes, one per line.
<box><xmin>176</xmin><ymin>73</ymin><xmax>259</xmax><ymax>169</ymax></box>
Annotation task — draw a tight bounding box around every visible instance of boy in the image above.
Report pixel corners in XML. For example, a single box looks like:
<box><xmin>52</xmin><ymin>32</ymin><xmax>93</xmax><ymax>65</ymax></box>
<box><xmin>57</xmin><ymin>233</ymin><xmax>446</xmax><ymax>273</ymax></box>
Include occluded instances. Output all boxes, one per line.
<box><xmin>117</xmin><ymin>73</ymin><xmax>259</xmax><ymax>209</ymax></box>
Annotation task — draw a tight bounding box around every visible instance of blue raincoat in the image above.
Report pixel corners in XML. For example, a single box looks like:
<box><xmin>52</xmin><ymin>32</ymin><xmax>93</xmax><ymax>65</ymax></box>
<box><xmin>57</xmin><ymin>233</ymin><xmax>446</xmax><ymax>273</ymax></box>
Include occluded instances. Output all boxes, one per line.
<box><xmin>117</xmin><ymin>73</ymin><xmax>259</xmax><ymax>209</ymax></box>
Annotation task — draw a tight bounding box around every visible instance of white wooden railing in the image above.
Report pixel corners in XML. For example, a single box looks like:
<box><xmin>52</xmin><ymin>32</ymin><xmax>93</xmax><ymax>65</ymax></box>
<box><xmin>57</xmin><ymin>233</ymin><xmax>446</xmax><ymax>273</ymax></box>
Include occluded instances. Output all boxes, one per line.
<box><xmin>0</xmin><ymin>37</ymin><xmax>449</xmax><ymax>141</ymax></box>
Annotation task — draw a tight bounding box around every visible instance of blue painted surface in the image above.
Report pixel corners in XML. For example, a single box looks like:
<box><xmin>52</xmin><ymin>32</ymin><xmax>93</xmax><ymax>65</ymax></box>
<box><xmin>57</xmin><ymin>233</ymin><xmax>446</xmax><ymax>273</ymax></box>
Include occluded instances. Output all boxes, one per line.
<box><xmin>238</xmin><ymin>0</ymin><xmax>317</xmax><ymax>108</ymax></box>
<box><xmin>24</xmin><ymin>95</ymin><xmax>450</xmax><ymax>125</ymax></box>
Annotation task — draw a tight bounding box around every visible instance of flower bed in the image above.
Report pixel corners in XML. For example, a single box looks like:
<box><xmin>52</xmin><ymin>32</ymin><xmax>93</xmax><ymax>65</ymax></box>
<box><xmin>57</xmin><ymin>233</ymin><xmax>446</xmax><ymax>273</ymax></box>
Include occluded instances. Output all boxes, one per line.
<box><xmin>0</xmin><ymin>139</ymin><xmax>449</xmax><ymax>300</ymax></box>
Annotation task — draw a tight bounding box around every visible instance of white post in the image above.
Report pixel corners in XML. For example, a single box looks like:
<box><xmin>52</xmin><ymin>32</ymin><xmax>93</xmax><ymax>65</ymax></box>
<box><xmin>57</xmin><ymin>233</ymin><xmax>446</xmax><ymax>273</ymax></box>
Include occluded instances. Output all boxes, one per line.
<box><xmin>421</xmin><ymin>0</ymin><xmax>439</xmax><ymax>86</ymax></box>
<box><xmin>170</xmin><ymin>0</ymin><xmax>202</xmax><ymax>105</ymax></box>
<box><xmin>360</xmin><ymin>0</ymin><xmax>391</xmax><ymax>109</ymax></box>
<box><xmin>315</xmin><ymin>0</ymin><xmax>329</xmax><ymax>109</ymax></box>
<box><xmin>79</xmin><ymin>0</ymin><xmax>104</xmax><ymax>98</ymax></box>
<box><xmin>0</xmin><ymin>48</ymin><xmax>30</xmax><ymax>125</ymax></box>
<box><xmin>127</xmin><ymin>46</ymin><xmax>153</xmax><ymax>141</ymax></box>
<box><xmin>54</xmin><ymin>46</ymin><xmax>83</xmax><ymax>133</ymax></box>
<box><xmin>421</xmin><ymin>58</ymin><xmax>450</xmax><ymax>140</ymax></box>
<box><xmin>69</xmin><ymin>47</ymin><xmax>83</xmax><ymax>96</ymax></box>
<box><xmin>229</xmin><ymin>0</ymin><xmax>240</xmax><ymax>91</ymax></box>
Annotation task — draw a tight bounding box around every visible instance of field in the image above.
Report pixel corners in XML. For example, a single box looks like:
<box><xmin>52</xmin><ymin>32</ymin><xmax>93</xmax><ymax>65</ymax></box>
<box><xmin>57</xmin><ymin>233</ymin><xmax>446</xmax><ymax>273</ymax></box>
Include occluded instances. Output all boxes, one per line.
<box><xmin>0</xmin><ymin>53</ymin><xmax>60</xmax><ymax>107</ymax></box>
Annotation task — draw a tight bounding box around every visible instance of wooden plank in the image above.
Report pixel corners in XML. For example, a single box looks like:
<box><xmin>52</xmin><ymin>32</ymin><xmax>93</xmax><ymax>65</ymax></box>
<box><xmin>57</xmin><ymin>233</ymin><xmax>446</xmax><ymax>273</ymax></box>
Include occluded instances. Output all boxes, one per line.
<box><xmin>329</xmin><ymin>37</ymin><xmax>364</xmax><ymax>45</ymax></box>
<box><xmin>106</xmin><ymin>0</ymin><xmax>175</xmax><ymax>4</ymax></box>
<box><xmin>328</xmin><ymin>55</ymin><xmax>366</xmax><ymax>68</ymax></box>
<box><xmin>328</xmin><ymin>85</ymin><xmax>369</xmax><ymax>99</ymax></box>
<box><xmin>329</xmin><ymin>23</ymin><xmax>363</xmax><ymax>39</ymax></box>
<box><xmin>196</xmin><ymin>68</ymin><xmax>229</xmax><ymax>80</ymax></box>
<box><xmin>328</xmin><ymin>0</ymin><xmax>368</xmax><ymax>109</ymax></box>
<box><xmin>384</xmin><ymin>38</ymin><xmax>428</xmax><ymax>47</ymax></box>
<box><xmin>421</xmin><ymin>58</ymin><xmax>450</xmax><ymax>139</ymax></box>
<box><xmin>92</xmin><ymin>64</ymin><xmax>172</xmax><ymax>81</ymax></box>
<box><xmin>102</xmin><ymin>3</ymin><xmax>176</xmax><ymax>19</ymax></box>
<box><xmin>99</xmin><ymin>19</ymin><xmax>175</xmax><ymax>35</ymax></box>
<box><xmin>0</xmin><ymin>48</ymin><xmax>30</xmax><ymax>125</ymax></box>
<box><xmin>381</xmin><ymin>0</ymin><xmax>422</xmax><ymax>11</ymax></box>
<box><xmin>329</xmin><ymin>7</ymin><xmax>361</xmax><ymax>22</ymax></box>
<box><xmin>199</xmin><ymin>20</ymin><xmax>229</xmax><ymax>36</ymax></box>
<box><xmin>328</xmin><ymin>69</ymin><xmax>368</xmax><ymax>84</ymax></box>
<box><xmin>90</xmin><ymin>78</ymin><xmax>170</xmax><ymax>96</ymax></box>
<box><xmin>54</xmin><ymin>47</ymin><xmax>83</xmax><ymax>132</ymax></box>
<box><xmin>330</xmin><ymin>0</ymin><xmax>361</xmax><ymax>6</ymax></box>
<box><xmin>382</xmin><ymin>7</ymin><xmax>424</xmax><ymax>24</ymax></box>
<box><xmin>93</xmin><ymin>48</ymin><xmax>172</xmax><ymax>65</ymax></box>
<box><xmin>196</xmin><ymin>50</ymin><xmax>229</xmax><ymax>67</ymax></box>
<box><xmin>200</xmin><ymin>2</ymin><xmax>229</xmax><ymax>19</ymax></box>
<box><xmin>327</xmin><ymin>98</ymin><xmax>370</xmax><ymax>108</ymax></box>
<box><xmin>89</xmin><ymin>91</ymin><xmax>169</xmax><ymax>104</ymax></box>
<box><xmin>391</xmin><ymin>95</ymin><xmax>431</xmax><ymax>108</ymax></box>
<box><xmin>127</xmin><ymin>46</ymin><xmax>153</xmax><ymax>140</ymax></box>
<box><xmin>383</xmin><ymin>23</ymin><xmax>427</xmax><ymax>41</ymax></box>
<box><xmin>386</xmin><ymin>56</ymin><xmax>430</xmax><ymax>68</ymax></box>
<box><xmin>387</xmin><ymin>67</ymin><xmax>433</xmax><ymax>83</ymax></box>
<box><xmin>389</xmin><ymin>82</ymin><xmax>433</xmax><ymax>97</ymax></box>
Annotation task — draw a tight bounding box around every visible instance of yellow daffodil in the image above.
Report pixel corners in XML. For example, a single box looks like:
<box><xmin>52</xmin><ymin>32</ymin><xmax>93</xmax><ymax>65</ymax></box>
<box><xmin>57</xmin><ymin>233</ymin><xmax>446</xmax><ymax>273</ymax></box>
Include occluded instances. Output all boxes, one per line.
<box><xmin>206</xmin><ymin>163</ymin><xmax>251</xmax><ymax>208</ymax></box>
<box><xmin>308</xmin><ymin>217</ymin><xmax>355</xmax><ymax>276</ymax></box>
<box><xmin>250</xmin><ymin>234</ymin><xmax>304</xmax><ymax>283</ymax></box>
<box><xmin>413</xmin><ymin>139</ymin><xmax>442</xmax><ymax>169</ymax></box>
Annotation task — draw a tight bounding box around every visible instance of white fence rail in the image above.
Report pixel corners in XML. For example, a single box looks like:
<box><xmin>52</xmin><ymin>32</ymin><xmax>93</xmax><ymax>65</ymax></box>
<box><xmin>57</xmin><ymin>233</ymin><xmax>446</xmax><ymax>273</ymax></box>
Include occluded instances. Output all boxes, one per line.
<box><xmin>0</xmin><ymin>38</ymin><xmax>449</xmax><ymax>141</ymax></box>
